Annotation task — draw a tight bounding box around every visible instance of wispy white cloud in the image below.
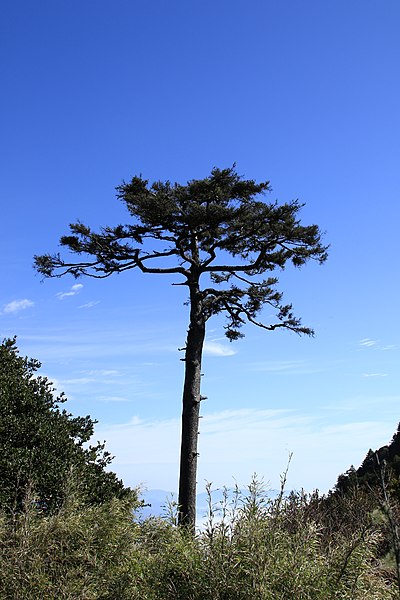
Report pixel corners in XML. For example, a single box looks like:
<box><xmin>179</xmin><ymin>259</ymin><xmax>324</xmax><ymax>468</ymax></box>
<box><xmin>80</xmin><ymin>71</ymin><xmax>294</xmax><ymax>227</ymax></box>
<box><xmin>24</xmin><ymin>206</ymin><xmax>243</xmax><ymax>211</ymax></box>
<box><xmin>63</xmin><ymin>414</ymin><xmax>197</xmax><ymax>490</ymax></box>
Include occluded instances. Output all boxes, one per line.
<box><xmin>203</xmin><ymin>341</ymin><xmax>236</xmax><ymax>356</ymax></box>
<box><xmin>323</xmin><ymin>394</ymin><xmax>400</xmax><ymax>412</ymax></box>
<box><xmin>96</xmin><ymin>395</ymin><xmax>131</xmax><ymax>403</ymax></box>
<box><xmin>56</xmin><ymin>284</ymin><xmax>83</xmax><ymax>300</ymax></box>
<box><xmin>83</xmin><ymin>369</ymin><xmax>120</xmax><ymax>377</ymax></box>
<box><xmin>3</xmin><ymin>299</ymin><xmax>34</xmax><ymax>314</ymax></box>
<box><xmin>79</xmin><ymin>300</ymin><xmax>100</xmax><ymax>309</ymax></box>
<box><xmin>359</xmin><ymin>339</ymin><xmax>397</xmax><ymax>351</ymax></box>
<box><xmin>18</xmin><ymin>330</ymin><xmax>178</xmax><ymax>360</ymax></box>
<box><xmin>359</xmin><ymin>338</ymin><xmax>377</xmax><ymax>348</ymax></box>
<box><xmin>61</xmin><ymin>377</ymin><xmax>95</xmax><ymax>385</ymax></box>
<box><xmin>363</xmin><ymin>373</ymin><xmax>388</xmax><ymax>378</ymax></box>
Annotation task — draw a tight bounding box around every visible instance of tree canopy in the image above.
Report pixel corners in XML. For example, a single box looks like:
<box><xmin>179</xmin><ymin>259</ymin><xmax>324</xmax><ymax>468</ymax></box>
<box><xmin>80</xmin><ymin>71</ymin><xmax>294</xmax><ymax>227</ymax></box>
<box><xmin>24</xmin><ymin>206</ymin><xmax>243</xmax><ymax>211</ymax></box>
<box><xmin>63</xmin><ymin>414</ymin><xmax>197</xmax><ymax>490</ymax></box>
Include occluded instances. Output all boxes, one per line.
<box><xmin>35</xmin><ymin>167</ymin><xmax>327</xmax><ymax>340</ymax></box>
<box><xmin>0</xmin><ymin>338</ymin><xmax>130</xmax><ymax>514</ymax></box>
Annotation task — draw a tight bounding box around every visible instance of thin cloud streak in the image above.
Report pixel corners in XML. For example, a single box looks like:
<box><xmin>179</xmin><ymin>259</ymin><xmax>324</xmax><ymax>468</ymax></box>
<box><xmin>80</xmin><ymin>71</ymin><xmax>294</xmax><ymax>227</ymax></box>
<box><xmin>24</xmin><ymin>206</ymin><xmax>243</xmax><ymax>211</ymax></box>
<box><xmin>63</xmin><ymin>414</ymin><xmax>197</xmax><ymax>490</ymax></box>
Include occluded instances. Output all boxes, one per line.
<box><xmin>359</xmin><ymin>338</ymin><xmax>377</xmax><ymax>347</ymax></box>
<box><xmin>60</xmin><ymin>377</ymin><xmax>96</xmax><ymax>385</ymax></box>
<box><xmin>96</xmin><ymin>395</ymin><xmax>131</xmax><ymax>403</ymax></box>
<box><xmin>363</xmin><ymin>373</ymin><xmax>388</xmax><ymax>378</ymax></box>
<box><xmin>203</xmin><ymin>341</ymin><xmax>236</xmax><ymax>356</ymax></box>
<box><xmin>18</xmin><ymin>333</ymin><xmax>179</xmax><ymax>361</ymax></box>
<box><xmin>56</xmin><ymin>284</ymin><xmax>83</xmax><ymax>300</ymax></box>
<box><xmin>79</xmin><ymin>301</ymin><xmax>100</xmax><ymax>309</ymax></box>
<box><xmin>358</xmin><ymin>339</ymin><xmax>397</xmax><ymax>352</ymax></box>
<box><xmin>323</xmin><ymin>394</ymin><xmax>400</xmax><ymax>413</ymax></box>
<box><xmin>249</xmin><ymin>360</ymin><xmax>321</xmax><ymax>375</ymax></box>
<box><xmin>83</xmin><ymin>369</ymin><xmax>121</xmax><ymax>377</ymax></box>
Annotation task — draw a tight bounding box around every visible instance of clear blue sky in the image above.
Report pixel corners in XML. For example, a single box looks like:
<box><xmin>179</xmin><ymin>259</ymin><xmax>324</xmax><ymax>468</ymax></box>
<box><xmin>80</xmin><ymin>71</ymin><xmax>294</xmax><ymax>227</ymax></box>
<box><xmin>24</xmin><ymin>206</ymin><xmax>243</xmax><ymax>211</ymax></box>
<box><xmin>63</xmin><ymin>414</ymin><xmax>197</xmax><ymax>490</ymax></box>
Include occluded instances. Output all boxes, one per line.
<box><xmin>1</xmin><ymin>0</ymin><xmax>400</xmax><ymax>495</ymax></box>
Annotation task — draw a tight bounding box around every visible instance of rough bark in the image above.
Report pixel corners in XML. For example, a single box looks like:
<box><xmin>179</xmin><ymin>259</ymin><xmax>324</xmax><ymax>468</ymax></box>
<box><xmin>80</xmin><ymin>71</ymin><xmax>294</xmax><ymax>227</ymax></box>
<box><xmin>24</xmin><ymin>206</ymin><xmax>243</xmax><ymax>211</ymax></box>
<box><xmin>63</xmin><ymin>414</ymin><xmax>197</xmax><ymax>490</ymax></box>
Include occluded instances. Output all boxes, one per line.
<box><xmin>177</xmin><ymin>280</ymin><xmax>205</xmax><ymax>530</ymax></box>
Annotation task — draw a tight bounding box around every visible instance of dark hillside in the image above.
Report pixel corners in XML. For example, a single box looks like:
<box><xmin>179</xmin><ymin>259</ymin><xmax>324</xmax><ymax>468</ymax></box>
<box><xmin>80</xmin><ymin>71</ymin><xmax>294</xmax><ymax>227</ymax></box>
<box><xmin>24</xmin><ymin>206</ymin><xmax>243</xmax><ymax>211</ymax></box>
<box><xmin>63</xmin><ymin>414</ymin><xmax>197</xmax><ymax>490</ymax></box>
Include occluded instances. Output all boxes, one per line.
<box><xmin>334</xmin><ymin>423</ymin><xmax>400</xmax><ymax>497</ymax></box>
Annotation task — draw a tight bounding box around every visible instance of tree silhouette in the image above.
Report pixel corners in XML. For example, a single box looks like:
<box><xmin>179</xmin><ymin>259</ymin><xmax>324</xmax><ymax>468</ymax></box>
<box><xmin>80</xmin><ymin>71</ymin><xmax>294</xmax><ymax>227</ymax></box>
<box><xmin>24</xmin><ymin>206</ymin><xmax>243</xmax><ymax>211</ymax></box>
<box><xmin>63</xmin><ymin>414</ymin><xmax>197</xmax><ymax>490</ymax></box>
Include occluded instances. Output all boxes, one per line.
<box><xmin>35</xmin><ymin>166</ymin><xmax>328</xmax><ymax>530</ymax></box>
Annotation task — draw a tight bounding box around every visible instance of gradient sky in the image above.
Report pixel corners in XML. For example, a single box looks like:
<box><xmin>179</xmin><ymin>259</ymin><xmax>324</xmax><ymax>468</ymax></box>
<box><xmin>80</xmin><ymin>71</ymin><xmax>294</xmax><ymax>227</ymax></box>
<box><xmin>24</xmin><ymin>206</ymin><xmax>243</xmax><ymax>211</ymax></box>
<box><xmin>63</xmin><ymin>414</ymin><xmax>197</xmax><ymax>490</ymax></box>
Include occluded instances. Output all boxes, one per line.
<box><xmin>1</xmin><ymin>0</ymin><xmax>400</xmax><ymax>496</ymax></box>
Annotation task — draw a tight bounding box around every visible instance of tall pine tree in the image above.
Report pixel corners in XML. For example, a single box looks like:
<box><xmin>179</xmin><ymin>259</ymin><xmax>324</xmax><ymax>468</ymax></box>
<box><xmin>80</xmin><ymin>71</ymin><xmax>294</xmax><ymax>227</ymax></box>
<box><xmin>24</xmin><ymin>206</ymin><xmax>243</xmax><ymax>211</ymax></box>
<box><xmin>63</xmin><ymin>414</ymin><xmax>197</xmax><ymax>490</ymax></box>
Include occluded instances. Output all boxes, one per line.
<box><xmin>35</xmin><ymin>166</ymin><xmax>327</xmax><ymax>529</ymax></box>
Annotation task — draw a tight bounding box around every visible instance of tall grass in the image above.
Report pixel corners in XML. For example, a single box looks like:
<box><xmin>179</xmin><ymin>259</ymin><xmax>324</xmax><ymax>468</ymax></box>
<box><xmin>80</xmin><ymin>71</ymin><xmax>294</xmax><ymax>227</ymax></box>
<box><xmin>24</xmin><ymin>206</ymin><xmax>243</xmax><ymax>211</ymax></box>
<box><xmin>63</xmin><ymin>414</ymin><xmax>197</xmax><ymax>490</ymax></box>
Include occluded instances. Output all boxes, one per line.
<box><xmin>0</xmin><ymin>476</ymin><xmax>397</xmax><ymax>599</ymax></box>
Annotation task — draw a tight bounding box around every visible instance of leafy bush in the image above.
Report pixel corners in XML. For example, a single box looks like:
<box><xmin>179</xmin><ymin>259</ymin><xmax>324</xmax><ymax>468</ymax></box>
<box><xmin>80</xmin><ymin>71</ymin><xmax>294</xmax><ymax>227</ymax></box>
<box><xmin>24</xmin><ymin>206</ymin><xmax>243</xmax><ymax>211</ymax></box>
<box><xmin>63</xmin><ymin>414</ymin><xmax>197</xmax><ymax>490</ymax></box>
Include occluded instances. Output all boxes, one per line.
<box><xmin>0</xmin><ymin>338</ymin><xmax>130</xmax><ymax>514</ymax></box>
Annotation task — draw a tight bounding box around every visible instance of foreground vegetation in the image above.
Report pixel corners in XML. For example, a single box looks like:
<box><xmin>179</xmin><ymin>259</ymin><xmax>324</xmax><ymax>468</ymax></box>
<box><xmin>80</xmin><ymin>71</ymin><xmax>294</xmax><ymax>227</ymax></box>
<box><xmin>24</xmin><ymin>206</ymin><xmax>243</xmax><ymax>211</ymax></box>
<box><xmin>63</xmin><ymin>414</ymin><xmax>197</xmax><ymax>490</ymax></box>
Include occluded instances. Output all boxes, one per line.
<box><xmin>0</xmin><ymin>477</ymin><xmax>398</xmax><ymax>599</ymax></box>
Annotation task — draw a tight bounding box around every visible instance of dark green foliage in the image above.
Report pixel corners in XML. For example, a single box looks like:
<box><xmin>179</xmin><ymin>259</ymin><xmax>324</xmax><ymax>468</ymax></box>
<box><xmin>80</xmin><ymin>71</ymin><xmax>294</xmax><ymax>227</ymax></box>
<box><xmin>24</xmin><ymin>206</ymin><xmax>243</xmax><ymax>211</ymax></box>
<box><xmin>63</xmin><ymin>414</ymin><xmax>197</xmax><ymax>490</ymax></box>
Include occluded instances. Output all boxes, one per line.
<box><xmin>0</xmin><ymin>338</ymin><xmax>130</xmax><ymax>514</ymax></box>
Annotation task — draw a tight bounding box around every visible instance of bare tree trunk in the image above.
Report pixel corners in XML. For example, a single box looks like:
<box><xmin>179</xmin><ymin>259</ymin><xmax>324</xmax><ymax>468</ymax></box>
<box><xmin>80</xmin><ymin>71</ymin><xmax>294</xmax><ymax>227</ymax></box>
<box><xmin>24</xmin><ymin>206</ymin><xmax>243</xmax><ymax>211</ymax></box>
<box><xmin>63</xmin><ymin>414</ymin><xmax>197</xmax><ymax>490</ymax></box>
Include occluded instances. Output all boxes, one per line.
<box><xmin>178</xmin><ymin>281</ymin><xmax>205</xmax><ymax>531</ymax></box>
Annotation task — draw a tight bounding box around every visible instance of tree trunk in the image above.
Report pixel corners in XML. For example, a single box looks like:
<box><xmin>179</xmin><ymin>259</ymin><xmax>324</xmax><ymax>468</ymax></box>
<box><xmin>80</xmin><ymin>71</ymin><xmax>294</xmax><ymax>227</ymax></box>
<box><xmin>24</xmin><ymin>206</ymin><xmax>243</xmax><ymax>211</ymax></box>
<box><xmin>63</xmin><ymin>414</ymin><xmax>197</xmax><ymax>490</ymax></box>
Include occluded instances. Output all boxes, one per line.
<box><xmin>178</xmin><ymin>281</ymin><xmax>205</xmax><ymax>531</ymax></box>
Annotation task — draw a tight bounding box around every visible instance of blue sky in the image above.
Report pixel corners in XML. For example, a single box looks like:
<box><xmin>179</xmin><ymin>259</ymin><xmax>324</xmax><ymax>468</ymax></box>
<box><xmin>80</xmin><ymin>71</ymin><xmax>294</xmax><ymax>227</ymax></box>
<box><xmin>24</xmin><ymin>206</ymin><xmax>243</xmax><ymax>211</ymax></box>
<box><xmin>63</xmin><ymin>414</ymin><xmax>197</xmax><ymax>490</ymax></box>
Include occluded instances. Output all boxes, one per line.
<box><xmin>1</xmin><ymin>0</ymin><xmax>400</xmax><ymax>495</ymax></box>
